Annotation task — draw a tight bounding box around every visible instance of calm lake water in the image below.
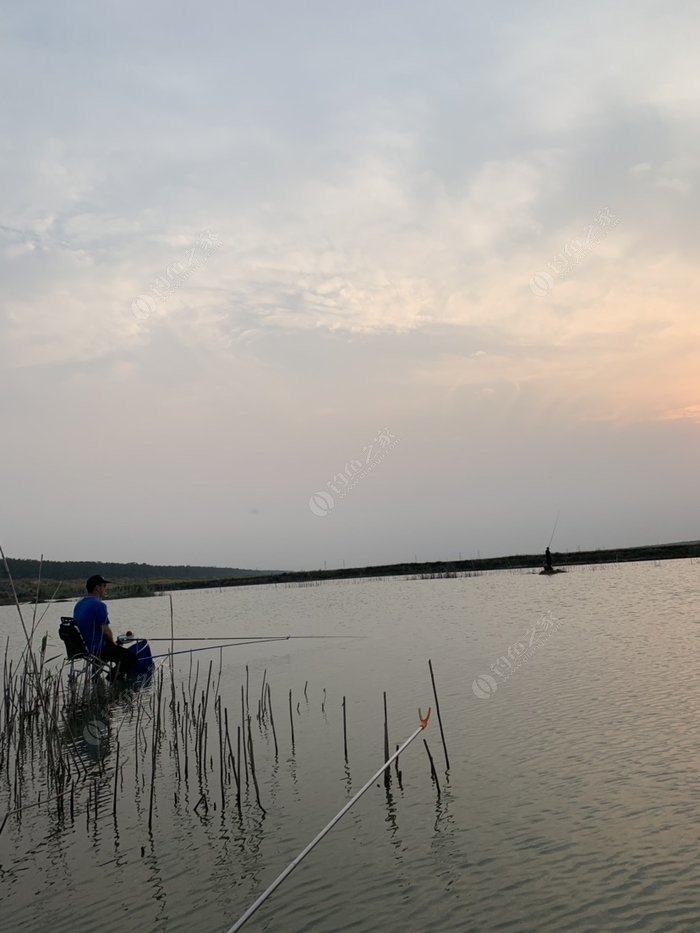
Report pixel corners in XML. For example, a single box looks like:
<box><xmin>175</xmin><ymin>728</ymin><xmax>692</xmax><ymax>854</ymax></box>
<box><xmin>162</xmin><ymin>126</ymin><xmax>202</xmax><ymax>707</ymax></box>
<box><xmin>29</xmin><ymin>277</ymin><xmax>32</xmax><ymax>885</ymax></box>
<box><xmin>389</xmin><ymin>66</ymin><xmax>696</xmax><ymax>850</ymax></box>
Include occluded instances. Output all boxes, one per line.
<box><xmin>2</xmin><ymin>560</ymin><xmax>700</xmax><ymax>931</ymax></box>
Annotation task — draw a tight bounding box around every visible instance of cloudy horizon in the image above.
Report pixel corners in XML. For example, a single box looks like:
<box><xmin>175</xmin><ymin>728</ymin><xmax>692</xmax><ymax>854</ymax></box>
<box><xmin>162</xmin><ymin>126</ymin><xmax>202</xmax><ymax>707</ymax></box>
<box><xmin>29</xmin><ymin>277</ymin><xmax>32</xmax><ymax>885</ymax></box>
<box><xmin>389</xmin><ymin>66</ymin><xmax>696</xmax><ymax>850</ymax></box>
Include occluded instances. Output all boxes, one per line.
<box><xmin>2</xmin><ymin>2</ymin><xmax>699</xmax><ymax>571</ymax></box>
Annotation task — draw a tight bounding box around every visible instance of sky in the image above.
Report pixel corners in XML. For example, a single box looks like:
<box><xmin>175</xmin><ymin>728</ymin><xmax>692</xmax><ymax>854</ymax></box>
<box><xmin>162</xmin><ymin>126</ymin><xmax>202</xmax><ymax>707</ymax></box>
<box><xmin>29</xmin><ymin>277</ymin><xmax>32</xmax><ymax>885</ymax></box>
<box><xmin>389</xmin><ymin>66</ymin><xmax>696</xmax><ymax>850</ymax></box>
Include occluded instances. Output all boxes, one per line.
<box><xmin>1</xmin><ymin>1</ymin><xmax>699</xmax><ymax>571</ymax></box>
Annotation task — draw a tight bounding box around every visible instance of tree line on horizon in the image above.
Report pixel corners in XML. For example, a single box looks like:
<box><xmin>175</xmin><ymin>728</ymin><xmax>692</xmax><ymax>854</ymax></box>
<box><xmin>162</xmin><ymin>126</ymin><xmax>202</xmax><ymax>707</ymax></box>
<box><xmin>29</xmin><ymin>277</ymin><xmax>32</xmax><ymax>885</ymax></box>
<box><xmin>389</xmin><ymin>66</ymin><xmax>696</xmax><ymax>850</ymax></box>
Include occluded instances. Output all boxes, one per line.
<box><xmin>1</xmin><ymin>558</ymin><xmax>270</xmax><ymax>585</ymax></box>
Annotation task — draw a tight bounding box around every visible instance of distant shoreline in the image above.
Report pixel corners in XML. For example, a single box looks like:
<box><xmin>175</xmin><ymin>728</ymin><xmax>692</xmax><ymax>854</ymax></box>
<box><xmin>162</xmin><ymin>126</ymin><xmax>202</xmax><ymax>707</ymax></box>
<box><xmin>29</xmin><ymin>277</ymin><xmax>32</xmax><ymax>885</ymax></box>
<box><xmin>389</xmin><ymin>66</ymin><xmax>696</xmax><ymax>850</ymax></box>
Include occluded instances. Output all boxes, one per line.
<box><xmin>150</xmin><ymin>540</ymin><xmax>700</xmax><ymax>594</ymax></box>
<box><xmin>2</xmin><ymin>540</ymin><xmax>698</xmax><ymax>605</ymax></box>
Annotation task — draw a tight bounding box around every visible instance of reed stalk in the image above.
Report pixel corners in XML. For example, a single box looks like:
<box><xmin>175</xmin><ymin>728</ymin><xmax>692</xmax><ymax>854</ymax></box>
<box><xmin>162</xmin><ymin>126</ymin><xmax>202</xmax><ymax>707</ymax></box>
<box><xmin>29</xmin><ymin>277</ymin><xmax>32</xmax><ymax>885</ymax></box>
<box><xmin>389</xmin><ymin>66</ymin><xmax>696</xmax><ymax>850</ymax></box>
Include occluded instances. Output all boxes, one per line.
<box><xmin>266</xmin><ymin>684</ymin><xmax>278</xmax><ymax>759</ymax></box>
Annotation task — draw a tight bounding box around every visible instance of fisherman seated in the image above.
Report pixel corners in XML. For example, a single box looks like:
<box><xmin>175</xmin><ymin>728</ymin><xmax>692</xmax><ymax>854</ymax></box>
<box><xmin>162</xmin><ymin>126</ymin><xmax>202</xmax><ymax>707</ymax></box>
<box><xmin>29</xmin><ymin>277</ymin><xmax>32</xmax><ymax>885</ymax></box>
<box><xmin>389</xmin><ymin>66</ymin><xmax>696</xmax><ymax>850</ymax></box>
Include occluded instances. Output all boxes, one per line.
<box><xmin>73</xmin><ymin>575</ymin><xmax>138</xmax><ymax>680</ymax></box>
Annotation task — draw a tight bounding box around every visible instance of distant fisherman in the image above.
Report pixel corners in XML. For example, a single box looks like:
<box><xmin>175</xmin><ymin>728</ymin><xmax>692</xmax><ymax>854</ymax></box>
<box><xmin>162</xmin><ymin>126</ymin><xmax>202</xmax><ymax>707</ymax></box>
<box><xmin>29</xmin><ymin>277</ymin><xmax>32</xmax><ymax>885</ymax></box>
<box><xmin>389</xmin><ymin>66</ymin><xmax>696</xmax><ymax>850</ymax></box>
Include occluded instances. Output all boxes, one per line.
<box><xmin>73</xmin><ymin>575</ymin><xmax>138</xmax><ymax>678</ymax></box>
<box><xmin>544</xmin><ymin>547</ymin><xmax>553</xmax><ymax>571</ymax></box>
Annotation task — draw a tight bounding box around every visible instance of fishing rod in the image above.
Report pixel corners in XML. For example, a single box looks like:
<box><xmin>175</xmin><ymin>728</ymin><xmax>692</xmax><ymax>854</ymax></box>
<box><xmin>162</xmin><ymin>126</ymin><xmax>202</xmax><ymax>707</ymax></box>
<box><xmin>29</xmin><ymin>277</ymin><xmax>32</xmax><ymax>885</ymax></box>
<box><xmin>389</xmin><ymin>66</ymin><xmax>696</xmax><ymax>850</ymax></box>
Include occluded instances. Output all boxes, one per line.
<box><xmin>114</xmin><ymin>633</ymin><xmax>364</xmax><ymax>675</ymax></box>
<box><xmin>141</xmin><ymin>636</ymin><xmax>284</xmax><ymax>644</ymax></box>
<box><xmin>226</xmin><ymin>708</ymin><xmax>432</xmax><ymax>933</ymax></box>
<box><xmin>149</xmin><ymin>636</ymin><xmax>292</xmax><ymax>660</ymax></box>
<box><xmin>143</xmin><ymin>635</ymin><xmax>364</xmax><ymax>642</ymax></box>
<box><xmin>548</xmin><ymin>511</ymin><xmax>560</xmax><ymax>548</ymax></box>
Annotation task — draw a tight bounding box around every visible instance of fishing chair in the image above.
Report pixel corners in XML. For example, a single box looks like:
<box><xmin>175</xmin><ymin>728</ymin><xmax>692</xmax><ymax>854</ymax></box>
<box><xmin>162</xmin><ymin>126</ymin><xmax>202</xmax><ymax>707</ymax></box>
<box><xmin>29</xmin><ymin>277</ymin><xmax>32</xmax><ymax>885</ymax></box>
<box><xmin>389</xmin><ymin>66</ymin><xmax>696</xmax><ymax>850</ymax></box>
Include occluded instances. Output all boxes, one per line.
<box><xmin>58</xmin><ymin>617</ymin><xmax>112</xmax><ymax>684</ymax></box>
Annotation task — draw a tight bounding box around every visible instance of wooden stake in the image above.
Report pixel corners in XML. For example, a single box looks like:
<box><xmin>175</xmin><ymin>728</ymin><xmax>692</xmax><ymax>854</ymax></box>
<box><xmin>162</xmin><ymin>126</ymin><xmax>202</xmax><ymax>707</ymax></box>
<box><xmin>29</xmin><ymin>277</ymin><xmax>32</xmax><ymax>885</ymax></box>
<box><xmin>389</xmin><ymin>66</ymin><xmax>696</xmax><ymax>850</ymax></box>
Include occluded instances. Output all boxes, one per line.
<box><xmin>428</xmin><ymin>658</ymin><xmax>450</xmax><ymax>771</ymax></box>
<box><xmin>394</xmin><ymin>743</ymin><xmax>403</xmax><ymax>789</ymax></box>
<box><xmin>342</xmin><ymin>696</ymin><xmax>348</xmax><ymax>762</ymax></box>
<box><xmin>383</xmin><ymin>692</ymin><xmax>390</xmax><ymax>788</ymax></box>
<box><xmin>423</xmin><ymin>738</ymin><xmax>441</xmax><ymax>797</ymax></box>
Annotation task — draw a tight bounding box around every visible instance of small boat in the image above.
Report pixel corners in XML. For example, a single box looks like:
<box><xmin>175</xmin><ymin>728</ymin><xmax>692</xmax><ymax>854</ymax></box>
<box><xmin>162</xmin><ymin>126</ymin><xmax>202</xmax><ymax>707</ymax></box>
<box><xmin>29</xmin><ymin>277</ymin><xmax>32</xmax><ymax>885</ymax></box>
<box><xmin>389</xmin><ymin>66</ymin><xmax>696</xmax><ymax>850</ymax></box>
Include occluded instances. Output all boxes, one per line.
<box><xmin>539</xmin><ymin>567</ymin><xmax>566</xmax><ymax>575</ymax></box>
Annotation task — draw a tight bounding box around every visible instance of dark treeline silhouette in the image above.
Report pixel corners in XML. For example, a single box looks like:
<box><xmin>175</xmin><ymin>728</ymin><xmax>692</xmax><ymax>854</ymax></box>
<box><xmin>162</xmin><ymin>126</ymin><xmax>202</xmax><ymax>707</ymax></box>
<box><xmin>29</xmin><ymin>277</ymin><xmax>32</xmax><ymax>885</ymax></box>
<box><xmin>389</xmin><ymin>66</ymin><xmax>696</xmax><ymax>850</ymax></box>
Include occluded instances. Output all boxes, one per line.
<box><xmin>0</xmin><ymin>559</ymin><xmax>275</xmax><ymax>604</ymax></box>
<box><xmin>1</xmin><ymin>558</ymin><xmax>269</xmax><ymax>584</ymax></box>
<box><xmin>148</xmin><ymin>539</ymin><xmax>700</xmax><ymax>594</ymax></box>
<box><xmin>2</xmin><ymin>540</ymin><xmax>700</xmax><ymax>605</ymax></box>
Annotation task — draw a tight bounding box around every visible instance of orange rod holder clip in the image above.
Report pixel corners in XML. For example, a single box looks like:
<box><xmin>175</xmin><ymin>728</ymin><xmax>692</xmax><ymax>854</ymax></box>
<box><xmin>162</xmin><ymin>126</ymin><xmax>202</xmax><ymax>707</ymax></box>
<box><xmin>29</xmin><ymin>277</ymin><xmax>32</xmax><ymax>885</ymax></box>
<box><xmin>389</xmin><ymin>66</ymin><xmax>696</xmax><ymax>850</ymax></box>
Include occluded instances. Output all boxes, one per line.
<box><xmin>418</xmin><ymin>707</ymin><xmax>431</xmax><ymax>729</ymax></box>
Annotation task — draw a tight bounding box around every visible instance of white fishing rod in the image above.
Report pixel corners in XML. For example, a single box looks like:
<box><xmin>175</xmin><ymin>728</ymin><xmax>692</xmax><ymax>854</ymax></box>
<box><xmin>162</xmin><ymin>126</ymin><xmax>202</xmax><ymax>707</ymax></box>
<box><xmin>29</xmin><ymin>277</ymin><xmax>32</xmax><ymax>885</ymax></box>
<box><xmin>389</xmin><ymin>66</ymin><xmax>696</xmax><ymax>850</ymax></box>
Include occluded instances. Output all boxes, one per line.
<box><xmin>117</xmin><ymin>634</ymin><xmax>364</xmax><ymax>681</ymax></box>
<box><xmin>226</xmin><ymin>707</ymin><xmax>432</xmax><ymax>933</ymax></box>
<box><xmin>143</xmin><ymin>634</ymin><xmax>362</xmax><ymax>661</ymax></box>
<box><xmin>149</xmin><ymin>636</ymin><xmax>291</xmax><ymax>661</ymax></box>
<box><xmin>548</xmin><ymin>510</ymin><xmax>560</xmax><ymax>548</ymax></box>
<box><xmin>144</xmin><ymin>635</ymin><xmax>364</xmax><ymax>642</ymax></box>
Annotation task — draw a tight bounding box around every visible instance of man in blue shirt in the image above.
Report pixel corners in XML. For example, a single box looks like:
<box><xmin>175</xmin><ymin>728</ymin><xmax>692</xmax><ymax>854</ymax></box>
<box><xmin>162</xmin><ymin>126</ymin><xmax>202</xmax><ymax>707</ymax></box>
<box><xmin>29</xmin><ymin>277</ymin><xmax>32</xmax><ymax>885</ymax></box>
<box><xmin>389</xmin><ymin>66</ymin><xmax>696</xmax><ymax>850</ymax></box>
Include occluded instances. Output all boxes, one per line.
<box><xmin>73</xmin><ymin>575</ymin><xmax>137</xmax><ymax>678</ymax></box>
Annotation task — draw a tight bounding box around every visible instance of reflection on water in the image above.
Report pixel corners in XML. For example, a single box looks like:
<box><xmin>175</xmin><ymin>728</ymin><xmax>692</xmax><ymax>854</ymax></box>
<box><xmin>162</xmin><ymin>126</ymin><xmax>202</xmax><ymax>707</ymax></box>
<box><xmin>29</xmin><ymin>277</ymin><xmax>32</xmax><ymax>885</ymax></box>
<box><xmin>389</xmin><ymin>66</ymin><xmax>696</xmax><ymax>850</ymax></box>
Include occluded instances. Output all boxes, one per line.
<box><xmin>2</xmin><ymin>561</ymin><xmax>700</xmax><ymax>930</ymax></box>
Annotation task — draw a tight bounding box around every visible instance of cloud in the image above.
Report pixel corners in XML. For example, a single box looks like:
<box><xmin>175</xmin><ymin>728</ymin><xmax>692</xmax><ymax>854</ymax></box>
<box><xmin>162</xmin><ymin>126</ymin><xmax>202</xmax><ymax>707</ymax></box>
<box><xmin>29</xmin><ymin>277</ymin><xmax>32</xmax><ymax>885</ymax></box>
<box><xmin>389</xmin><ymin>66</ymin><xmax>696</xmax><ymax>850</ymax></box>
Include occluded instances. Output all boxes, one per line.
<box><xmin>3</xmin><ymin>2</ymin><xmax>700</xmax><ymax>567</ymax></box>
